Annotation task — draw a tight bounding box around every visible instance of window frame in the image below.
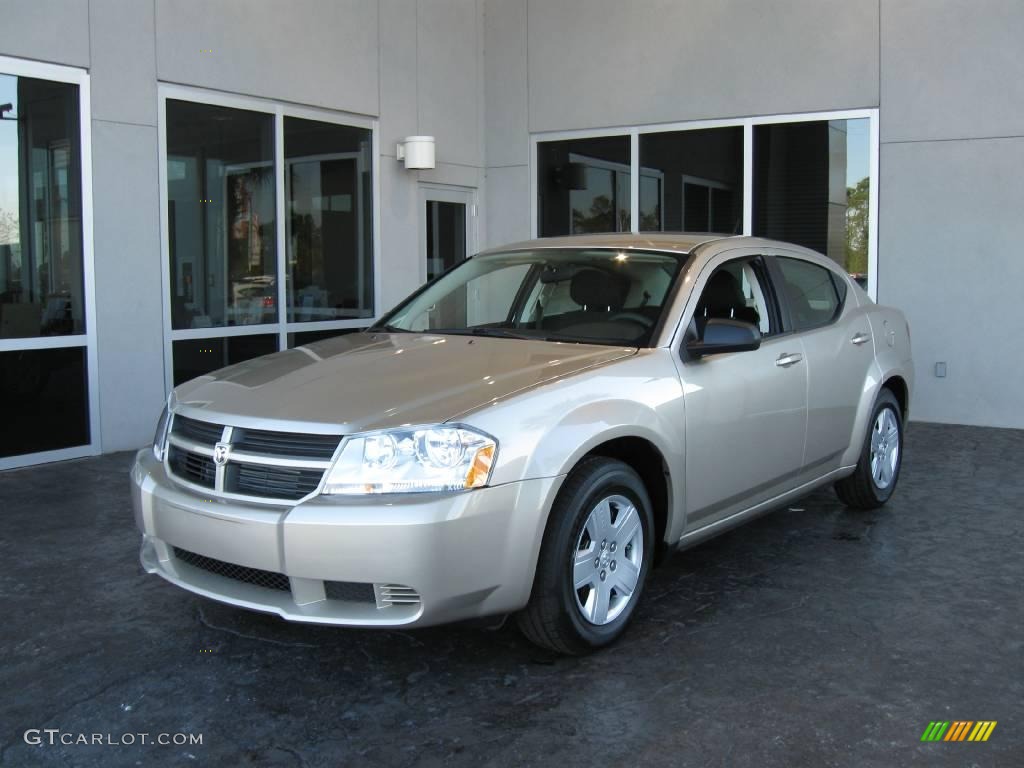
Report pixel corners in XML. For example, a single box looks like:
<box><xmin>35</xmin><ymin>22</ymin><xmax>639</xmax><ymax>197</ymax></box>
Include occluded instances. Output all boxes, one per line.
<box><xmin>0</xmin><ymin>55</ymin><xmax>99</xmax><ymax>470</ymax></box>
<box><xmin>530</xmin><ymin>109</ymin><xmax>880</xmax><ymax>300</ymax></box>
<box><xmin>157</xmin><ymin>84</ymin><xmax>380</xmax><ymax>393</ymax></box>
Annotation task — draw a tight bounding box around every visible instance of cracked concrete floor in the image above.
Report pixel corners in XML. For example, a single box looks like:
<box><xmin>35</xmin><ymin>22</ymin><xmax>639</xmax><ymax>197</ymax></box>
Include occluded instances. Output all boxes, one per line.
<box><xmin>1</xmin><ymin>423</ymin><xmax>1022</xmax><ymax>767</ymax></box>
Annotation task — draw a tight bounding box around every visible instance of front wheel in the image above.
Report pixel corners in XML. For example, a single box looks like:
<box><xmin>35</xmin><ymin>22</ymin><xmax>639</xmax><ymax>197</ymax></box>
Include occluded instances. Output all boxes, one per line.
<box><xmin>517</xmin><ymin>457</ymin><xmax>654</xmax><ymax>654</ymax></box>
<box><xmin>835</xmin><ymin>389</ymin><xmax>903</xmax><ymax>509</ymax></box>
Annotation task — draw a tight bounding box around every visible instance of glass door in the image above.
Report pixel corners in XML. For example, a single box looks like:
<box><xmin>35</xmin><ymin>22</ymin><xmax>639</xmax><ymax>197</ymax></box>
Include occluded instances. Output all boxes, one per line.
<box><xmin>0</xmin><ymin>57</ymin><xmax>97</xmax><ymax>469</ymax></box>
<box><xmin>420</xmin><ymin>185</ymin><xmax>476</xmax><ymax>284</ymax></box>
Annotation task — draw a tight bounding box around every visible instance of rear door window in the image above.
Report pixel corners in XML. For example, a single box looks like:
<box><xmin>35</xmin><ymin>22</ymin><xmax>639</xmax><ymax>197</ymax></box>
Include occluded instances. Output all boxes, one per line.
<box><xmin>776</xmin><ymin>257</ymin><xmax>843</xmax><ymax>331</ymax></box>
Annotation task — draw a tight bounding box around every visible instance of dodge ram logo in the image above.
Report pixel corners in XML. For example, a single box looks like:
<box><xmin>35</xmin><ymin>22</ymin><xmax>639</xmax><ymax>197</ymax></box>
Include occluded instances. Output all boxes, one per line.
<box><xmin>212</xmin><ymin>441</ymin><xmax>231</xmax><ymax>467</ymax></box>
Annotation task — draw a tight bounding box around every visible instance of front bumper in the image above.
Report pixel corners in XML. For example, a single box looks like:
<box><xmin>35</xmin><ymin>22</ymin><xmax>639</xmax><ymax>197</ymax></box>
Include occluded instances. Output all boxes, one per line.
<box><xmin>131</xmin><ymin>450</ymin><xmax>560</xmax><ymax>627</ymax></box>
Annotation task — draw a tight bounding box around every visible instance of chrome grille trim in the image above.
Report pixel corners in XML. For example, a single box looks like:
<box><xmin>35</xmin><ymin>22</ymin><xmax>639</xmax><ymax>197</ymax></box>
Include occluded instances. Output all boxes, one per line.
<box><xmin>165</xmin><ymin>413</ymin><xmax>342</xmax><ymax>503</ymax></box>
<box><xmin>375</xmin><ymin>584</ymin><xmax>422</xmax><ymax>608</ymax></box>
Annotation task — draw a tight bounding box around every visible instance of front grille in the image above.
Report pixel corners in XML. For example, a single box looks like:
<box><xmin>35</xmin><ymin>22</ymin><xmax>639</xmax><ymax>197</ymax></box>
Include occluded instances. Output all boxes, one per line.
<box><xmin>233</xmin><ymin>463</ymin><xmax>324</xmax><ymax>500</ymax></box>
<box><xmin>232</xmin><ymin>428</ymin><xmax>340</xmax><ymax>459</ymax></box>
<box><xmin>167</xmin><ymin>445</ymin><xmax>215</xmax><ymax>488</ymax></box>
<box><xmin>173</xmin><ymin>415</ymin><xmax>225</xmax><ymax>445</ymax></box>
<box><xmin>325</xmin><ymin>581</ymin><xmax>376</xmax><ymax>603</ymax></box>
<box><xmin>165</xmin><ymin>415</ymin><xmax>343</xmax><ymax>502</ymax></box>
<box><xmin>173</xmin><ymin>547</ymin><xmax>291</xmax><ymax>592</ymax></box>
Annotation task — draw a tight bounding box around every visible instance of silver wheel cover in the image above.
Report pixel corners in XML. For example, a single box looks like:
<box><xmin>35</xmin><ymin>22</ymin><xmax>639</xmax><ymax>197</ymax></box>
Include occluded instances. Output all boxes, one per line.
<box><xmin>870</xmin><ymin>406</ymin><xmax>900</xmax><ymax>490</ymax></box>
<box><xmin>572</xmin><ymin>494</ymin><xmax>644</xmax><ymax>625</ymax></box>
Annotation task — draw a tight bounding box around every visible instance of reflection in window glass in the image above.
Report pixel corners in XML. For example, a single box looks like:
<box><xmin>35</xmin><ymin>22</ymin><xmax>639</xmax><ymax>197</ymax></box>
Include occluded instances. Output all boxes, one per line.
<box><xmin>754</xmin><ymin>119</ymin><xmax>870</xmax><ymax>287</ymax></box>
<box><xmin>0</xmin><ymin>74</ymin><xmax>85</xmax><ymax>338</ymax></box>
<box><xmin>425</xmin><ymin>201</ymin><xmax>466</xmax><ymax>281</ymax></box>
<box><xmin>639</xmin><ymin>127</ymin><xmax>743</xmax><ymax>233</ymax></box>
<box><xmin>776</xmin><ymin>257</ymin><xmax>842</xmax><ymax>330</ymax></box>
<box><xmin>285</xmin><ymin>117</ymin><xmax>373</xmax><ymax>322</ymax></box>
<box><xmin>537</xmin><ymin>136</ymin><xmax>630</xmax><ymax>236</ymax></box>
<box><xmin>287</xmin><ymin>328</ymin><xmax>364</xmax><ymax>348</ymax></box>
<box><xmin>0</xmin><ymin>347</ymin><xmax>89</xmax><ymax>457</ymax></box>
<box><xmin>166</xmin><ymin>100</ymin><xmax>276</xmax><ymax>330</ymax></box>
<box><xmin>172</xmin><ymin>334</ymin><xmax>278</xmax><ymax>386</ymax></box>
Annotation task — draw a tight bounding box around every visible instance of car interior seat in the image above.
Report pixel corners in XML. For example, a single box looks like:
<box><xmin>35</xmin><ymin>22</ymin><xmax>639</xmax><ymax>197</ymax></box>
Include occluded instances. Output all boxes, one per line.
<box><xmin>695</xmin><ymin>269</ymin><xmax>760</xmax><ymax>334</ymax></box>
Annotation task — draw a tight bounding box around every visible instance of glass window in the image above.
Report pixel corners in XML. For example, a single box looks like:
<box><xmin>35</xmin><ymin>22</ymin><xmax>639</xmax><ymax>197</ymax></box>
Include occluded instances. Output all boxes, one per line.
<box><xmin>171</xmin><ymin>334</ymin><xmax>279</xmax><ymax>386</ymax></box>
<box><xmin>425</xmin><ymin>200</ymin><xmax>466</xmax><ymax>281</ymax></box>
<box><xmin>639</xmin><ymin>127</ymin><xmax>743</xmax><ymax>233</ymax></box>
<box><xmin>166</xmin><ymin>100</ymin><xmax>276</xmax><ymax>330</ymax></box>
<box><xmin>537</xmin><ymin>136</ymin><xmax>630</xmax><ymax>236</ymax></box>
<box><xmin>285</xmin><ymin>117</ymin><xmax>373</xmax><ymax>322</ymax></box>
<box><xmin>754</xmin><ymin>119</ymin><xmax>871</xmax><ymax>288</ymax></box>
<box><xmin>693</xmin><ymin>259</ymin><xmax>775</xmax><ymax>339</ymax></box>
<box><xmin>776</xmin><ymin>257</ymin><xmax>842</xmax><ymax>331</ymax></box>
<box><xmin>0</xmin><ymin>74</ymin><xmax>85</xmax><ymax>338</ymax></box>
<box><xmin>287</xmin><ymin>328</ymin><xmax>363</xmax><ymax>348</ymax></box>
<box><xmin>0</xmin><ymin>347</ymin><xmax>89</xmax><ymax>457</ymax></box>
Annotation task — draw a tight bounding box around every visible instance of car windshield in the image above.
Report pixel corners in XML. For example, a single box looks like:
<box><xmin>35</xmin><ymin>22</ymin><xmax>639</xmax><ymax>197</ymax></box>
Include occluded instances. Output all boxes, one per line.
<box><xmin>377</xmin><ymin>248</ymin><xmax>686</xmax><ymax>346</ymax></box>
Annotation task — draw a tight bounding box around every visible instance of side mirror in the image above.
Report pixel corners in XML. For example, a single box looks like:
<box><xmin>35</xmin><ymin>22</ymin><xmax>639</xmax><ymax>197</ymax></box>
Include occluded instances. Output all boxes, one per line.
<box><xmin>686</xmin><ymin>318</ymin><xmax>761</xmax><ymax>358</ymax></box>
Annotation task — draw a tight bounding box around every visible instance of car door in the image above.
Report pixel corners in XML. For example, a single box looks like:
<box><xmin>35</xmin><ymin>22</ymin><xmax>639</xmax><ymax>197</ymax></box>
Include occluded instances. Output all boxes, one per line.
<box><xmin>677</xmin><ymin>253</ymin><xmax>808</xmax><ymax>528</ymax></box>
<box><xmin>769</xmin><ymin>253</ymin><xmax>875</xmax><ymax>473</ymax></box>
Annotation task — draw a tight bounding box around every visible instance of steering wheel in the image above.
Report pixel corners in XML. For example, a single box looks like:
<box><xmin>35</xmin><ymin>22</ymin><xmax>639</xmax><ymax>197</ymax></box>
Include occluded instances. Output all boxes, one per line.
<box><xmin>607</xmin><ymin>311</ymin><xmax>654</xmax><ymax>328</ymax></box>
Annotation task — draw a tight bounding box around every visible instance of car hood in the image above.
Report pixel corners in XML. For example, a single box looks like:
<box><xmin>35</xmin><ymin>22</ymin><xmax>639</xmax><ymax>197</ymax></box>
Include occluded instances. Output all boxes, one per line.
<box><xmin>172</xmin><ymin>332</ymin><xmax>636</xmax><ymax>433</ymax></box>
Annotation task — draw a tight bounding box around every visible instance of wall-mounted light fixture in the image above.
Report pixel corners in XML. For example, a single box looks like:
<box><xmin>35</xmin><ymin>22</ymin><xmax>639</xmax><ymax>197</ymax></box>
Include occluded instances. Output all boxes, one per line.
<box><xmin>396</xmin><ymin>136</ymin><xmax>436</xmax><ymax>170</ymax></box>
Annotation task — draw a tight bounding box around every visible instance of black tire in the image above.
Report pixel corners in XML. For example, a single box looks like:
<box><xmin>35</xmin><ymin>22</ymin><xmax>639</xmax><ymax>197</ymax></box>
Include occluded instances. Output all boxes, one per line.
<box><xmin>835</xmin><ymin>389</ymin><xmax>903</xmax><ymax>509</ymax></box>
<box><xmin>516</xmin><ymin>457</ymin><xmax>654</xmax><ymax>655</ymax></box>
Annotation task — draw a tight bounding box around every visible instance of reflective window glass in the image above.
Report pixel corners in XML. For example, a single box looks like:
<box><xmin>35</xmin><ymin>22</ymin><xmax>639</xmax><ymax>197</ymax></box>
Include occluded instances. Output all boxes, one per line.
<box><xmin>639</xmin><ymin>127</ymin><xmax>743</xmax><ymax>233</ymax></box>
<box><xmin>537</xmin><ymin>136</ymin><xmax>630</xmax><ymax>236</ymax></box>
<box><xmin>0</xmin><ymin>347</ymin><xmax>89</xmax><ymax>457</ymax></box>
<box><xmin>425</xmin><ymin>200</ymin><xmax>466</xmax><ymax>281</ymax></box>
<box><xmin>172</xmin><ymin>334</ymin><xmax>278</xmax><ymax>386</ymax></box>
<box><xmin>285</xmin><ymin>117</ymin><xmax>373</xmax><ymax>322</ymax></box>
<box><xmin>0</xmin><ymin>74</ymin><xmax>85</xmax><ymax>338</ymax></box>
<box><xmin>754</xmin><ymin>119</ymin><xmax>871</xmax><ymax>288</ymax></box>
<box><xmin>166</xmin><ymin>100</ymin><xmax>277</xmax><ymax>330</ymax></box>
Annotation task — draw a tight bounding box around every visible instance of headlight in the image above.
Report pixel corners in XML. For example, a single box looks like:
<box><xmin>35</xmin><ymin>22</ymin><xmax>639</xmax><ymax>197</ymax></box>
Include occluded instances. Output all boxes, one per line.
<box><xmin>322</xmin><ymin>425</ymin><xmax>496</xmax><ymax>495</ymax></box>
<box><xmin>152</xmin><ymin>404</ymin><xmax>171</xmax><ymax>461</ymax></box>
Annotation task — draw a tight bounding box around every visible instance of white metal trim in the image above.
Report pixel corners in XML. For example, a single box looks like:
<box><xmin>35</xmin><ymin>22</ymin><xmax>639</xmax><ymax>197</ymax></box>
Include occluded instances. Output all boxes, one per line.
<box><xmin>0</xmin><ymin>444</ymin><xmax>98</xmax><ymax>472</ymax></box>
<box><xmin>274</xmin><ymin>107</ymin><xmax>287</xmax><ymax>351</ymax></box>
<box><xmin>629</xmin><ymin>130</ymin><xmax>639</xmax><ymax>234</ymax></box>
<box><xmin>742</xmin><ymin>123</ymin><xmax>754</xmax><ymax>235</ymax></box>
<box><xmin>868</xmin><ymin>110</ymin><xmax>880</xmax><ymax>302</ymax></box>
<box><xmin>0</xmin><ymin>335</ymin><xmax>88</xmax><ymax>352</ymax></box>
<box><xmin>529</xmin><ymin>134</ymin><xmax>539</xmax><ymax>237</ymax></box>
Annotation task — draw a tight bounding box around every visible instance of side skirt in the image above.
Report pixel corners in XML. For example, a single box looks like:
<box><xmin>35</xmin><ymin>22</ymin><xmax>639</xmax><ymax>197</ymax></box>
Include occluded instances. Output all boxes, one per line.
<box><xmin>674</xmin><ymin>466</ymin><xmax>856</xmax><ymax>552</ymax></box>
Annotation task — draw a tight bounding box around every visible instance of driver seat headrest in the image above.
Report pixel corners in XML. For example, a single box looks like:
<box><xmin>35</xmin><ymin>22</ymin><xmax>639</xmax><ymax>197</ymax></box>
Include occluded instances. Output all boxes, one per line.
<box><xmin>570</xmin><ymin>268</ymin><xmax>626</xmax><ymax>312</ymax></box>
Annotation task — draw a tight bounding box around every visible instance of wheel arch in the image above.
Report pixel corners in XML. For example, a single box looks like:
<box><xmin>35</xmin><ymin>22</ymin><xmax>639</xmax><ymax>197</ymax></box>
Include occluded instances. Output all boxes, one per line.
<box><xmin>881</xmin><ymin>374</ymin><xmax>909</xmax><ymax>420</ymax></box>
<box><xmin>579</xmin><ymin>436</ymin><xmax>674</xmax><ymax>565</ymax></box>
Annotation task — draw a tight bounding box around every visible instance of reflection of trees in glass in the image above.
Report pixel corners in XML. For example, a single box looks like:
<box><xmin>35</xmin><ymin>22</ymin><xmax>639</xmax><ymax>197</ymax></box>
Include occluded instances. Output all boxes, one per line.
<box><xmin>290</xmin><ymin>211</ymin><xmax>323</xmax><ymax>288</ymax></box>
<box><xmin>845</xmin><ymin>177</ymin><xmax>869</xmax><ymax>275</ymax></box>
<box><xmin>639</xmin><ymin>206</ymin><xmax>660</xmax><ymax>231</ymax></box>
<box><xmin>0</xmin><ymin>209</ymin><xmax>17</xmax><ymax>246</ymax></box>
<box><xmin>572</xmin><ymin>194</ymin><xmax>615</xmax><ymax>233</ymax></box>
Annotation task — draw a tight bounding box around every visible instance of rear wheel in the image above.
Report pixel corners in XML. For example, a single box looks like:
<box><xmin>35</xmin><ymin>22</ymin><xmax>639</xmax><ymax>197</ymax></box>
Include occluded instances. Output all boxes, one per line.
<box><xmin>517</xmin><ymin>457</ymin><xmax>654</xmax><ymax>654</ymax></box>
<box><xmin>835</xmin><ymin>389</ymin><xmax>903</xmax><ymax>509</ymax></box>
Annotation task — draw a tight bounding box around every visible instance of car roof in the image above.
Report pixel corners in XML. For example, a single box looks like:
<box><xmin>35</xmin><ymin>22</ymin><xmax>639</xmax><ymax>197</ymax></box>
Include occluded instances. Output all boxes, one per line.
<box><xmin>476</xmin><ymin>232</ymin><xmax>823</xmax><ymax>258</ymax></box>
<box><xmin>477</xmin><ymin>232</ymin><xmax>724</xmax><ymax>256</ymax></box>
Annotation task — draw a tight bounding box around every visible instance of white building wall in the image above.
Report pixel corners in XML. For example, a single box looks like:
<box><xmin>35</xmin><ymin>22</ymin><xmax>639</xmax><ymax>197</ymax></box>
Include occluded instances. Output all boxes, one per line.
<box><xmin>481</xmin><ymin>0</ymin><xmax>1024</xmax><ymax>429</ymax></box>
<box><xmin>1</xmin><ymin>0</ymin><xmax>487</xmax><ymax>453</ymax></box>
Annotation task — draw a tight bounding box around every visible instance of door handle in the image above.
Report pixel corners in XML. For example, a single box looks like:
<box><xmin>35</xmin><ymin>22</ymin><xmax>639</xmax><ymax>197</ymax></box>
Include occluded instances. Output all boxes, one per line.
<box><xmin>775</xmin><ymin>353</ymin><xmax>803</xmax><ymax>368</ymax></box>
<box><xmin>851</xmin><ymin>332</ymin><xmax>871</xmax><ymax>346</ymax></box>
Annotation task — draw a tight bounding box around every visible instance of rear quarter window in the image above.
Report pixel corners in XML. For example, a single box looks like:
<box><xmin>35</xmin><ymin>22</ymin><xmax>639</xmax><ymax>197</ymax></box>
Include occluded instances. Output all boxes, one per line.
<box><xmin>777</xmin><ymin>257</ymin><xmax>843</xmax><ymax>331</ymax></box>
